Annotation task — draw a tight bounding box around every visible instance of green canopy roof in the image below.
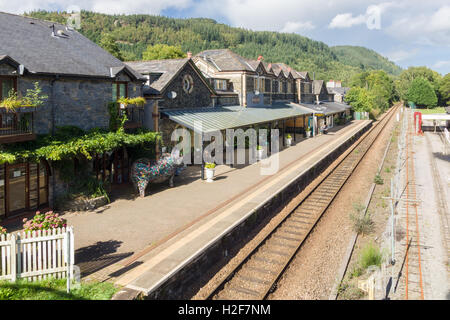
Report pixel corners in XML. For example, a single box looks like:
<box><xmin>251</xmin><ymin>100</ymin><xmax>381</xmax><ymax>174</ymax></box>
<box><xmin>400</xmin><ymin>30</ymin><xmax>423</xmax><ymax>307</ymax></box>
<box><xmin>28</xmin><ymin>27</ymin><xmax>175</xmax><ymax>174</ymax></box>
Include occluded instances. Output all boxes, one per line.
<box><xmin>161</xmin><ymin>103</ymin><xmax>313</xmax><ymax>133</ymax></box>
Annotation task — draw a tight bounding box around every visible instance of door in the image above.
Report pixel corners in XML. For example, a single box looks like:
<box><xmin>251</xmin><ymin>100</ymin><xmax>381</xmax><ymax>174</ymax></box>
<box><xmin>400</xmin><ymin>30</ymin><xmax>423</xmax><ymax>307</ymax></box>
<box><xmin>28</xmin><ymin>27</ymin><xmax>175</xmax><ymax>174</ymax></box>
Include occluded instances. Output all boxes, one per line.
<box><xmin>0</xmin><ymin>162</ymin><xmax>49</xmax><ymax>219</ymax></box>
<box><xmin>7</xmin><ymin>163</ymin><xmax>27</xmax><ymax>214</ymax></box>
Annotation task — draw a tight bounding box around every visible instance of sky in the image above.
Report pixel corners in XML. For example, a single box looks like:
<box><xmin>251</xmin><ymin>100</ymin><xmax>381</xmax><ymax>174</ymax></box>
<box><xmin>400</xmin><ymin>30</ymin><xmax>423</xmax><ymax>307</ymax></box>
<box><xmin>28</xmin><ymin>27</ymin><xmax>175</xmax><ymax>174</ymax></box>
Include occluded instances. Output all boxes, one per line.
<box><xmin>1</xmin><ymin>0</ymin><xmax>449</xmax><ymax>75</ymax></box>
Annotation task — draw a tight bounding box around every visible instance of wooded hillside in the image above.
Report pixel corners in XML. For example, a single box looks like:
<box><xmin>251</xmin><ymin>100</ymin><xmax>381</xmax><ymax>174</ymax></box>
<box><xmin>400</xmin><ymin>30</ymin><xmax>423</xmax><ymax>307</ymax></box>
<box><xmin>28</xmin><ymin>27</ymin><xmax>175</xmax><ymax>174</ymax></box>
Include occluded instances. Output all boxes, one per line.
<box><xmin>26</xmin><ymin>10</ymin><xmax>402</xmax><ymax>85</ymax></box>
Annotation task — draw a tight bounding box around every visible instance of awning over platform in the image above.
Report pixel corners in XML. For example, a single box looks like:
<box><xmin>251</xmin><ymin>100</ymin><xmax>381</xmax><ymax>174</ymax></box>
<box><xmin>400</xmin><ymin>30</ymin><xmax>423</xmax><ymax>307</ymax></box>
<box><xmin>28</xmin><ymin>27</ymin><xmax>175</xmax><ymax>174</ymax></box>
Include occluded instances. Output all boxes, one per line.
<box><xmin>161</xmin><ymin>102</ymin><xmax>313</xmax><ymax>133</ymax></box>
<box><xmin>300</xmin><ymin>102</ymin><xmax>351</xmax><ymax>116</ymax></box>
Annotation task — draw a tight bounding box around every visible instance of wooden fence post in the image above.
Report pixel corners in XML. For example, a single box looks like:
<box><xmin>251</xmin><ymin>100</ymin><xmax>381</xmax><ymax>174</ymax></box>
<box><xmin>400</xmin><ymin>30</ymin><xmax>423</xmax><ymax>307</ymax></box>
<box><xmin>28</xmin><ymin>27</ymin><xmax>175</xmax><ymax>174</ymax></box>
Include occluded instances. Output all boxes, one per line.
<box><xmin>10</xmin><ymin>234</ymin><xmax>16</xmax><ymax>282</ymax></box>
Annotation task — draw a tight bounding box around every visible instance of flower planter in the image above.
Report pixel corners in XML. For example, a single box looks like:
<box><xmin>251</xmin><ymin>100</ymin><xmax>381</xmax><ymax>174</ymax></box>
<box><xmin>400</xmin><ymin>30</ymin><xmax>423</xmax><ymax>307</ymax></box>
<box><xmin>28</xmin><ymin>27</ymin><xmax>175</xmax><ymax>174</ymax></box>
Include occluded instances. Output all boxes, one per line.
<box><xmin>205</xmin><ymin>168</ymin><xmax>215</xmax><ymax>182</ymax></box>
<box><xmin>257</xmin><ymin>148</ymin><xmax>264</xmax><ymax>161</ymax></box>
<box><xmin>285</xmin><ymin>138</ymin><xmax>292</xmax><ymax>147</ymax></box>
<box><xmin>306</xmin><ymin>131</ymin><xmax>311</xmax><ymax>138</ymax></box>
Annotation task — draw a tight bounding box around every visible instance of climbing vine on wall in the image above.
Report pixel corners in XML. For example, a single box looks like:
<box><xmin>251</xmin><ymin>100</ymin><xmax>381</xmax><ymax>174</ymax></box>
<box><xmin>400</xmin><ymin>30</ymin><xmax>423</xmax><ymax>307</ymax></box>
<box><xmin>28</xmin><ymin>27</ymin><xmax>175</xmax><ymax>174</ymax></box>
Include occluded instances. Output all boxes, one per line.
<box><xmin>0</xmin><ymin>126</ymin><xmax>160</xmax><ymax>164</ymax></box>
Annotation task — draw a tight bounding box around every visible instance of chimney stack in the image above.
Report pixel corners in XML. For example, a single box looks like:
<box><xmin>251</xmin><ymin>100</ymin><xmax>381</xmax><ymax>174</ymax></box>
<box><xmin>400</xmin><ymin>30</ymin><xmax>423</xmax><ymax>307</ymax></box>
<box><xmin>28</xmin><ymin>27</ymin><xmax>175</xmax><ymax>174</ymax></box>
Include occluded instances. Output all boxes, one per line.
<box><xmin>187</xmin><ymin>51</ymin><xmax>192</xmax><ymax>59</ymax></box>
<box><xmin>257</xmin><ymin>55</ymin><xmax>263</xmax><ymax>61</ymax></box>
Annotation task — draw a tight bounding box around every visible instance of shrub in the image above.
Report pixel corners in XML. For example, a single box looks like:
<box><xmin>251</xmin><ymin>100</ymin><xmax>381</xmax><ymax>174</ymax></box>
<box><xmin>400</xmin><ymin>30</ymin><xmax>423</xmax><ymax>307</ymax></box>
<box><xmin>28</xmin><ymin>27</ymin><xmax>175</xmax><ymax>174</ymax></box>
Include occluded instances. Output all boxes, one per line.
<box><xmin>350</xmin><ymin>203</ymin><xmax>374</xmax><ymax>235</ymax></box>
<box><xmin>350</xmin><ymin>212</ymin><xmax>374</xmax><ymax>235</ymax></box>
<box><xmin>23</xmin><ymin>211</ymin><xmax>67</xmax><ymax>233</ymax></box>
<box><xmin>286</xmin><ymin>134</ymin><xmax>292</xmax><ymax>139</ymax></box>
<box><xmin>0</xmin><ymin>226</ymin><xmax>7</xmax><ymax>235</ymax></box>
<box><xmin>257</xmin><ymin>145</ymin><xmax>263</xmax><ymax>150</ymax></box>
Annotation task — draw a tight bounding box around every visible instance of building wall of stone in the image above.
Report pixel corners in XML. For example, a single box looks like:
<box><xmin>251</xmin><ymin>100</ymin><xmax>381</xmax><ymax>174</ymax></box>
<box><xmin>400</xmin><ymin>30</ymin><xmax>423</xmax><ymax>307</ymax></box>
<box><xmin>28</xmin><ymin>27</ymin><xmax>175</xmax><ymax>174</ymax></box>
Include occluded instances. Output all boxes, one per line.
<box><xmin>10</xmin><ymin>73</ymin><xmax>143</xmax><ymax>135</ymax></box>
<box><xmin>217</xmin><ymin>95</ymin><xmax>240</xmax><ymax>106</ymax></box>
<box><xmin>301</xmin><ymin>94</ymin><xmax>316</xmax><ymax>104</ymax></box>
<box><xmin>0</xmin><ymin>63</ymin><xmax>16</xmax><ymax>76</ymax></box>
<box><xmin>246</xmin><ymin>74</ymin><xmax>255</xmax><ymax>93</ymax></box>
<box><xmin>158</xmin><ymin>63</ymin><xmax>213</xmax><ymax>110</ymax></box>
<box><xmin>159</xmin><ymin>117</ymin><xmax>183</xmax><ymax>148</ymax></box>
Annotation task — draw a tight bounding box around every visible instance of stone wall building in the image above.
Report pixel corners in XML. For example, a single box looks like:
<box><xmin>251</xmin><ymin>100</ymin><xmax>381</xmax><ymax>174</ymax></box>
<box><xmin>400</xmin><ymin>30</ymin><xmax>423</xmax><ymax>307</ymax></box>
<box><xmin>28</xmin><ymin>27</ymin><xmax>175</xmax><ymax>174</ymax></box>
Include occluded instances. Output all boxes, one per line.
<box><xmin>125</xmin><ymin>58</ymin><xmax>221</xmax><ymax>147</ymax></box>
<box><xmin>0</xmin><ymin>12</ymin><xmax>146</xmax><ymax>219</ymax></box>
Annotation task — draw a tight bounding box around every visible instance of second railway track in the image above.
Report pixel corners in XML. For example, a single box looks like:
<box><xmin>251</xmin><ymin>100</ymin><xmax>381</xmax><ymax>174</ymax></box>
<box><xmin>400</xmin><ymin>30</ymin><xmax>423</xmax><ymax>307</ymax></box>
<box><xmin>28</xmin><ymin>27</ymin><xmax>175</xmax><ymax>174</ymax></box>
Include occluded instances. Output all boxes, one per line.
<box><xmin>195</xmin><ymin>103</ymin><xmax>401</xmax><ymax>300</ymax></box>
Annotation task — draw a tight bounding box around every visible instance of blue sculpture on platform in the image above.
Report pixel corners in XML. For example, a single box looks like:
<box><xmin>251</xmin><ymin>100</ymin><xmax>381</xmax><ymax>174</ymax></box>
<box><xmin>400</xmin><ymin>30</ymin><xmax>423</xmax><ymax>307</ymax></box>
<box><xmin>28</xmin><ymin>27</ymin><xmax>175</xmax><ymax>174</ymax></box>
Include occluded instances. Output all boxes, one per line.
<box><xmin>131</xmin><ymin>153</ymin><xmax>184</xmax><ymax>197</ymax></box>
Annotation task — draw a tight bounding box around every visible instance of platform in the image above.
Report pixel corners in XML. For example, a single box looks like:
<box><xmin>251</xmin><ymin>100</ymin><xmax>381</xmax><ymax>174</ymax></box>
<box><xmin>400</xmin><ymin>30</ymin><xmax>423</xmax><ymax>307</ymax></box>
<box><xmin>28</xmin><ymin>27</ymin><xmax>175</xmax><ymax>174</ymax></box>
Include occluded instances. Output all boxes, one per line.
<box><xmin>97</xmin><ymin>120</ymin><xmax>372</xmax><ymax>298</ymax></box>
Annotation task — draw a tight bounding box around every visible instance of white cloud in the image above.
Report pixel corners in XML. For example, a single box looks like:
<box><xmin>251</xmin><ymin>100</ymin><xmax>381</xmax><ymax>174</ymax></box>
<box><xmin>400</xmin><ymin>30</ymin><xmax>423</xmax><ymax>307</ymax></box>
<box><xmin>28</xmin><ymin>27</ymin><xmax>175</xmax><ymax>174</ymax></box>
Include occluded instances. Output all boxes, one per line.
<box><xmin>328</xmin><ymin>13</ymin><xmax>366</xmax><ymax>29</ymax></box>
<box><xmin>385</xmin><ymin>49</ymin><xmax>418</xmax><ymax>62</ymax></box>
<box><xmin>386</xmin><ymin>5</ymin><xmax>450</xmax><ymax>46</ymax></box>
<box><xmin>328</xmin><ymin>2</ymin><xmax>398</xmax><ymax>29</ymax></box>
<box><xmin>281</xmin><ymin>21</ymin><xmax>315</xmax><ymax>33</ymax></box>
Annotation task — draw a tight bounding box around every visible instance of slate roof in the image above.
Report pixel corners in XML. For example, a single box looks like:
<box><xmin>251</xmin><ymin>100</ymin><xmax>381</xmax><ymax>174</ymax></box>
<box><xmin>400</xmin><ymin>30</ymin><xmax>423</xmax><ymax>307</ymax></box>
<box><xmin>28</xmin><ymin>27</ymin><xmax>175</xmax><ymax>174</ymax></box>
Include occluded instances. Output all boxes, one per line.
<box><xmin>195</xmin><ymin>49</ymin><xmax>256</xmax><ymax>72</ymax></box>
<box><xmin>0</xmin><ymin>12</ymin><xmax>143</xmax><ymax>80</ymax></box>
<box><xmin>272</xmin><ymin>63</ymin><xmax>295</xmax><ymax>78</ymax></box>
<box><xmin>125</xmin><ymin>59</ymin><xmax>190</xmax><ymax>95</ymax></box>
<box><xmin>300</xmin><ymin>101</ymin><xmax>351</xmax><ymax>115</ymax></box>
<box><xmin>313</xmin><ymin>80</ymin><xmax>326</xmax><ymax>95</ymax></box>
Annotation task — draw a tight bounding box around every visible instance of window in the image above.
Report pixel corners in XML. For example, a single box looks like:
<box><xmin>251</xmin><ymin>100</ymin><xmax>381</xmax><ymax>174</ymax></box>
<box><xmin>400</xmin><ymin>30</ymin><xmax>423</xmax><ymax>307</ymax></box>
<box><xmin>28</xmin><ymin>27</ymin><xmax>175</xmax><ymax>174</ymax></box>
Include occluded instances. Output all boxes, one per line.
<box><xmin>0</xmin><ymin>77</ymin><xmax>17</xmax><ymax>101</ymax></box>
<box><xmin>265</xmin><ymin>79</ymin><xmax>271</xmax><ymax>93</ymax></box>
<box><xmin>214</xmin><ymin>79</ymin><xmax>227</xmax><ymax>91</ymax></box>
<box><xmin>112</xmin><ymin>82</ymin><xmax>128</xmax><ymax>101</ymax></box>
<box><xmin>182</xmin><ymin>74</ymin><xmax>194</xmax><ymax>94</ymax></box>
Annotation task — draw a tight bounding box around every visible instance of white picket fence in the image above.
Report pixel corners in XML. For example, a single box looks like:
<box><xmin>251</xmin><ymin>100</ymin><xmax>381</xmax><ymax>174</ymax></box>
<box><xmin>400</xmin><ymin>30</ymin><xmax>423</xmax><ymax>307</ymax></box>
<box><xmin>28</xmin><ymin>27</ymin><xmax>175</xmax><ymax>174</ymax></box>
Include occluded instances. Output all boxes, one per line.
<box><xmin>0</xmin><ymin>227</ymin><xmax>74</xmax><ymax>282</ymax></box>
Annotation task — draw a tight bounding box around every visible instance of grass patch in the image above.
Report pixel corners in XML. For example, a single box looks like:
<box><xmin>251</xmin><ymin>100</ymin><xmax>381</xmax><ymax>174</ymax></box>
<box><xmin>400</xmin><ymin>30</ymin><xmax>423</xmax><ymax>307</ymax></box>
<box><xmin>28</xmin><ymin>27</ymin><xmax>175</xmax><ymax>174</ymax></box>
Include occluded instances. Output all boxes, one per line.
<box><xmin>374</xmin><ymin>174</ymin><xmax>384</xmax><ymax>185</ymax></box>
<box><xmin>349</xmin><ymin>242</ymin><xmax>383</xmax><ymax>280</ymax></box>
<box><xmin>358</xmin><ymin>242</ymin><xmax>383</xmax><ymax>271</ymax></box>
<box><xmin>384</xmin><ymin>167</ymin><xmax>391</xmax><ymax>173</ymax></box>
<box><xmin>0</xmin><ymin>278</ymin><xmax>118</xmax><ymax>300</ymax></box>
<box><xmin>416</xmin><ymin>107</ymin><xmax>446</xmax><ymax>115</ymax></box>
<box><xmin>338</xmin><ymin>280</ymin><xmax>365</xmax><ymax>300</ymax></box>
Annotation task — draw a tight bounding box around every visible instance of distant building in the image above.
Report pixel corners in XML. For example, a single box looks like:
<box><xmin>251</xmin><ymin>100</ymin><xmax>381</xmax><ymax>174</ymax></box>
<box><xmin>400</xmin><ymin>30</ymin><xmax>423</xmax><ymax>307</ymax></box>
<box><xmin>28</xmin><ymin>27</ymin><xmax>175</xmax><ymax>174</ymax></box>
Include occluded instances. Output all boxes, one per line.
<box><xmin>326</xmin><ymin>80</ymin><xmax>350</xmax><ymax>103</ymax></box>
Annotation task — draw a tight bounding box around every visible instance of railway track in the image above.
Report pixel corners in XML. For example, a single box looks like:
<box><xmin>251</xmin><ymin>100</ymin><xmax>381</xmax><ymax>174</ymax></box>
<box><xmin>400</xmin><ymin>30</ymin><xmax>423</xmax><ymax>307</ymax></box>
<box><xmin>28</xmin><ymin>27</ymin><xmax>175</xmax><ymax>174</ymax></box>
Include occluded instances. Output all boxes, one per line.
<box><xmin>195</xmin><ymin>103</ymin><xmax>401</xmax><ymax>300</ymax></box>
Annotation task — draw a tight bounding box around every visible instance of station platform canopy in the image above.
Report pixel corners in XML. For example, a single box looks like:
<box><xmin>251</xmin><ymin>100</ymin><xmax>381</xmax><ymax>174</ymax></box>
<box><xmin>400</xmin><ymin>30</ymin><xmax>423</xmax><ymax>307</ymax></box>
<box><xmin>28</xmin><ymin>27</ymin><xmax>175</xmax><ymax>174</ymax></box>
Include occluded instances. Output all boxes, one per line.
<box><xmin>161</xmin><ymin>102</ymin><xmax>314</xmax><ymax>133</ymax></box>
<box><xmin>299</xmin><ymin>101</ymin><xmax>351</xmax><ymax>116</ymax></box>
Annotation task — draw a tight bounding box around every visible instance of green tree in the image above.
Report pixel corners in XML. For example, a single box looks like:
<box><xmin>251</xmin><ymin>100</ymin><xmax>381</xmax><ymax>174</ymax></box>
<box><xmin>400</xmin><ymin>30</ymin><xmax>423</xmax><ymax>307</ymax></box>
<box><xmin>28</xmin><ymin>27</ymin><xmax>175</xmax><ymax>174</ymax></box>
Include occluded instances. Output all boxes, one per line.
<box><xmin>439</xmin><ymin>73</ymin><xmax>450</xmax><ymax>105</ymax></box>
<box><xmin>396</xmin><ymin>66</ymin><xmax>441</xmax><ymax>102</ymax></box>
<box><xmin>99</xmin><ymin>33</ymin><xmax>123</xmax><ymax>60</ymax></box>
<box><xmin>345</xmin><ymin>87</ymin><xmax>374</xmax><ymax>112</ymax></box>
<box><xmin>406</xmin><ymin>77</ymin><xmax>438</xmax><ymax>107</ymax></box>
<box><xmin>142</xmin><ymin>44</ymin><xmax>187</xmax><ymax>60</ymax></box>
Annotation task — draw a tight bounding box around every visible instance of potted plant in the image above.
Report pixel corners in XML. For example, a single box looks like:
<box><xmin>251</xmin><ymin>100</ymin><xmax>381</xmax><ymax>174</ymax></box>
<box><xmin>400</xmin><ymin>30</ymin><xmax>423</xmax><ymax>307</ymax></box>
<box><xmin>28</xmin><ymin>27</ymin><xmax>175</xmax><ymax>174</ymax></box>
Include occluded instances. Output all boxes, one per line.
<box><xmin>205</xmin><ymin>162</ymin><xmax>216</xmax><ymax>182</ymax></box>
<box><xmin>306</xmin><ymin>127</ymin><xmax>311</xmax><ymax>138</ymax></box>
<box><xmin>256</xmin><ymin>145</ymin><xmax>264</xmax><ymax>161</ymax></box>
<box><xmin>285</xmin><ymin>134</ymin><xmax>292</xmax><ymax>147</ymax></box>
